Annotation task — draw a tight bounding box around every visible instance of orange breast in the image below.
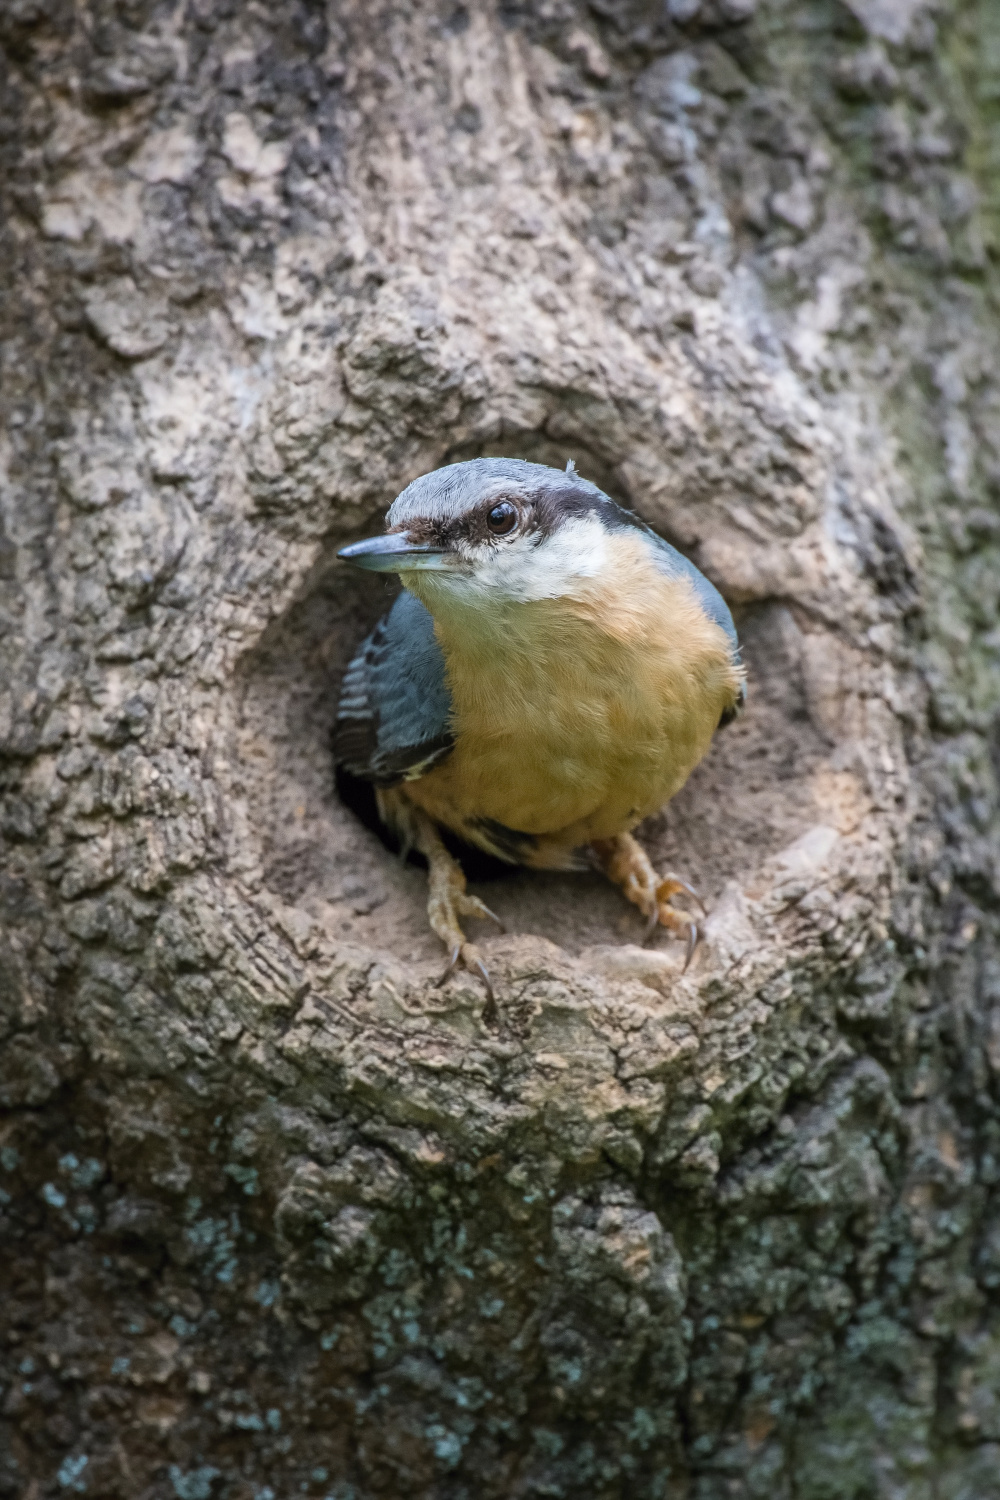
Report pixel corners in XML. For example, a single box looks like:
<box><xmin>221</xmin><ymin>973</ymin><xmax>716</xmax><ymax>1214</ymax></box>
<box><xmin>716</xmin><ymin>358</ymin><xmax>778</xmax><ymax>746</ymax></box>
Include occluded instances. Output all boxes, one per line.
<box><xmin>404</xmin><ymin>541</ymin><xmax>741</xmax><ymax>863</ymax></box>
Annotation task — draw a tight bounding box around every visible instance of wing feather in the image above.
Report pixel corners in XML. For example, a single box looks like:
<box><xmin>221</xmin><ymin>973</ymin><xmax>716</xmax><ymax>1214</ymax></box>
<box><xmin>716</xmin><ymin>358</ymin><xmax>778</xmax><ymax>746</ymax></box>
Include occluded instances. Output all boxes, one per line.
<box><xmin>333</xmin><ymin>590</ymin><xmax>454</xmax><ymax>785</ymax></box>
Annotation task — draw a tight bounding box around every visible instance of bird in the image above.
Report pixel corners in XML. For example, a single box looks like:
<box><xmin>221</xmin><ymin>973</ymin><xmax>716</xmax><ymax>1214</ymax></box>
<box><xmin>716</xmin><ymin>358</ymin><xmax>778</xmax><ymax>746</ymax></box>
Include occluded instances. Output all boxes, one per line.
<box><xmin>334</xmin><ymin>457</ymin><xmax>745</xmax><ymax>1003</ymax></box>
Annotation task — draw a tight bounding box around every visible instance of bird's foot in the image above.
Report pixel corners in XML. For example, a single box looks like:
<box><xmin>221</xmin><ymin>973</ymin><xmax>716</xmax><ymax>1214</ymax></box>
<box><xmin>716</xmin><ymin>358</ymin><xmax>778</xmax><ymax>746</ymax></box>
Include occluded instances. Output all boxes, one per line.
<box><xmin>406</xmin><ymin>803</ymin><xmax>503</xmax><ymax>1006</ymax></box>
<box><xmin>592</xmin><ymin>832</ymin><xmax>704</xmax><ymax>971</ymax></box>
<box><xmin>645</xmin><ymin>875</ymin><xmax>703</xmax><ymax>970</ymax></box>
<box><xmin>430</xmin><ymin>893</ymin><xmax>501</xmax><ymax>1007</ymax></box>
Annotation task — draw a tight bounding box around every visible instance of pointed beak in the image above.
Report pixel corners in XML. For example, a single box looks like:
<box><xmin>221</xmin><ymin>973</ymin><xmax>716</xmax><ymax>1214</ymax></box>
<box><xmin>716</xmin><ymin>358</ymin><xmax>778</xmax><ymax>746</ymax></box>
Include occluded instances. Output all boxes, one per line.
<box><xmin>336</xmin><ymin>534</ymin><xmax>451</xmax><ymax>573</ymax></box>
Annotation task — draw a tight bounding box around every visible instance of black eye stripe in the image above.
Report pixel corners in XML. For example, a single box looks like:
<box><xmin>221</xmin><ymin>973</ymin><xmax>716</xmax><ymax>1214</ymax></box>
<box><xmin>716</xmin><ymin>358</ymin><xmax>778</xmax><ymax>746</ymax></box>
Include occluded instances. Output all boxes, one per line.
<box><xmin>395</xmin><ymin>481</ymin><xmax>643</xmax><ymax>548</ymax></box>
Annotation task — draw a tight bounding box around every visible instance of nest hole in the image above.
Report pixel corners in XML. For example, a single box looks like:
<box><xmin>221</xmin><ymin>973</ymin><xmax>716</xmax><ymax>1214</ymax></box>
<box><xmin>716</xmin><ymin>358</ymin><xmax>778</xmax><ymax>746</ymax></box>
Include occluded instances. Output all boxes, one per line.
<box><xmin>235</xmin><ymin>443</ymin><xmax>836</xmax><ymax>964</ymax></box>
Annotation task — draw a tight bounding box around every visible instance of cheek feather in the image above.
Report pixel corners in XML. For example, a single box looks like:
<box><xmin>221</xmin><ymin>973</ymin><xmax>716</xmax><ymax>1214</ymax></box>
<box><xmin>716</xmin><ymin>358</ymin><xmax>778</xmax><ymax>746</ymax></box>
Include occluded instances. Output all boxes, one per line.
<box><xmin>470</xmin><ymin>516</ymin><xmax>613</xmax><ymax>602</ymax></box>
<box><xmin>407</xmin><ymin>516</ymin><xmax>616</xmax><ymax>609</ymax></box>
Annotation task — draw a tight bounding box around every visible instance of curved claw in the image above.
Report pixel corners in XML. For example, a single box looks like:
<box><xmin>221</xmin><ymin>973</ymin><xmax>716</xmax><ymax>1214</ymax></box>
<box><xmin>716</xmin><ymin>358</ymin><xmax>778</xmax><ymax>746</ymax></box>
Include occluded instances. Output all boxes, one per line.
<box><xmin>643</xmin><ymin>905</ymin><xmax>660</xmax><ymax>944</ymax></box>
<box><xmin>471</xmin><ymin>957</ymin><xmax>496</xmax><ymax>1006</ymax></box>
<box><xmin>435</xmin><ymin>944</ymin><xmax>462</xmax><ymax>988</ymax></box>
<box><xmin>682</xmin><ymin>921</ymin><xmax>700</xmax><ymax>973</ymax></box>
<box><xmin>475</xmin><ymin>900</ymin><xmax>506</xmax><ymax>933</ymax></box>
<box><xmin>435</xmin><ymin>946</ymin><xmax>496</xmax><ymax>1007</ymax></box>
<box><xmin>678</xmin><ymin>879</ymin><xmax>707</xmax><ymax>918</ymax></box>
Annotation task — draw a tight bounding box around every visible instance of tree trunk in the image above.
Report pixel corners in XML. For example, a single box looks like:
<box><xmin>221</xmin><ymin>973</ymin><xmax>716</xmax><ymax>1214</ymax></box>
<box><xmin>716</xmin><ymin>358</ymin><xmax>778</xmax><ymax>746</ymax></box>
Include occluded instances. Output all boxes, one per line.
<box><xmin>1</xmin><ymin>1</ymin><xmax>998</xmax><ymax>1495</ymax></box>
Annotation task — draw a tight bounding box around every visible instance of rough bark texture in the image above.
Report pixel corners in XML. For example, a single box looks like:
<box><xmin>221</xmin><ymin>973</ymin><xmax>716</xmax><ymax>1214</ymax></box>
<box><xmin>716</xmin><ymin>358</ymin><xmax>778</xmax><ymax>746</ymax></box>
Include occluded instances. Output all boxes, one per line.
<box><xmin>1</xmin><ymin>1</ymin><xmax>999</xmax><ymax>1496</ymax></box>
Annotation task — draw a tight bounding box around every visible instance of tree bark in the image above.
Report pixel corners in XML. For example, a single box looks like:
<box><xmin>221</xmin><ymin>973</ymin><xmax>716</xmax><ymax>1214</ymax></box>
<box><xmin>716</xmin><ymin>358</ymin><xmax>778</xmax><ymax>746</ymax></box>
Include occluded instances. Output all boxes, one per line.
<box><xmin>1</xmin><ymin>1</ymin><xmax>999</xmax><ymax>1495</ymax></box>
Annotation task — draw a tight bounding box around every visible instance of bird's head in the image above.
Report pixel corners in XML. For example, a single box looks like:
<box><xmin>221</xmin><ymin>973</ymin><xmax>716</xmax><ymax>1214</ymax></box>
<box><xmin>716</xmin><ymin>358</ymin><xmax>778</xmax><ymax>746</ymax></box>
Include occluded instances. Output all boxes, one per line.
<box><xmin>337</xmin><ymin>457</ymin><xmax>635</xmax><ymax>610</ymax></box>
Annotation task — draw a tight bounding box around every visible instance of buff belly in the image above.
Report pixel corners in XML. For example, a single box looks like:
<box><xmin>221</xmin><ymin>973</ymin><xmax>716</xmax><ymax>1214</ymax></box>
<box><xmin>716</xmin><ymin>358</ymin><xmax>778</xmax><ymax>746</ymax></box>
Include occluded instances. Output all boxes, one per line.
<box><xmin>400</xmin><ymin>561</ymin><xmax>742</xmax><ymax>867</ymax></box>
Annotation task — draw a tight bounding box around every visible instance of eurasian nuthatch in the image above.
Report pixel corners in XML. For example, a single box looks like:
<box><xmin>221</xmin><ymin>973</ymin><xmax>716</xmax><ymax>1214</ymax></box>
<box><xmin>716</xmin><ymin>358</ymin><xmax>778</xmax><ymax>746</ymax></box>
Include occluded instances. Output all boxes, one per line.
<box><xmin>335</xmin><ymin>458</ymin><xmax>745</xmax><ymax>1000</ymax></box>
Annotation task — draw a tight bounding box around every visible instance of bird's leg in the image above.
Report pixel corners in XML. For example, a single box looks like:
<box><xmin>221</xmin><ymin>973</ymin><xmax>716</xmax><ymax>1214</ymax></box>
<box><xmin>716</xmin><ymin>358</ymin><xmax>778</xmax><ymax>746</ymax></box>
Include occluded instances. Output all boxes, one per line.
<box><xmin>394</xmin><ymin>799</ymin><xmax>503</xmax><ymax>1002</ymax></box>
<box><xmin>591</xmin><ymin>832</ymin><xmax>704</xmax><ymax>970</ymax></box>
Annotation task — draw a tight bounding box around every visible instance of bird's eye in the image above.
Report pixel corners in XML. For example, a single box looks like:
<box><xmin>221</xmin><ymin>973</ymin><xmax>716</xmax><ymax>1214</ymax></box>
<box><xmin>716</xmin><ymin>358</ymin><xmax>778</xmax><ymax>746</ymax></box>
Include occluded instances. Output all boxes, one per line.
<box><xmin>486</xmin><ymin>501</ymin><xmax>518</xmax><ymax>536</ymax></box>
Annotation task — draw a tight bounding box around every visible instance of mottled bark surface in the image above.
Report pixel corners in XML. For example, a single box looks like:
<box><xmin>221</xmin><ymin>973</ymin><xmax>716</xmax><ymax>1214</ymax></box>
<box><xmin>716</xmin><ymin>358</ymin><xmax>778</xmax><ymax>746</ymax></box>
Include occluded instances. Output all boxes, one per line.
<box><xmin>1</xmin><ymin>1</ymin><xmax>999</xmax><ymax>1496</ymax></box>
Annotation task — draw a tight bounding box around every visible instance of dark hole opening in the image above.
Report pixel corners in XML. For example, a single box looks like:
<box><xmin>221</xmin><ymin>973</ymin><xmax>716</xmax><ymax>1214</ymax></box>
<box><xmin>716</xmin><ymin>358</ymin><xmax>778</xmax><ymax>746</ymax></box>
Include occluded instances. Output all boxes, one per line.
<box><xmin>333</xmin><ymin>764</ymin><xmax>520</xmax><ymax>883</ymax></box>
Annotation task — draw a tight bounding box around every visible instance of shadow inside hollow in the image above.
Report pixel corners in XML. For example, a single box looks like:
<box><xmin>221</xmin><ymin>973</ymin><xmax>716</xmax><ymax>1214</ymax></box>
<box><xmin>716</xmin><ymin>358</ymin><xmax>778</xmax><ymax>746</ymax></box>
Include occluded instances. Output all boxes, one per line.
<box><xmin>333</xmin><ymin>764</ymin><xmax>520</xmax><ymax>883</ymax></box>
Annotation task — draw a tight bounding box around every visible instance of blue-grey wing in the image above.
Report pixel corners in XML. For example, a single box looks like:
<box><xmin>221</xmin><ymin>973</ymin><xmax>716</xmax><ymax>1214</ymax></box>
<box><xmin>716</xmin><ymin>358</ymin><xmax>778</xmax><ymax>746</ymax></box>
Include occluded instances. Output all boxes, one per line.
<box><xmin>334</xmin><ymin>589</ymin><xmax>454</xmax><ymax>785</ymax></box>
<box><xmin>645</xmin><ymin>530</ymin><xmax>747</xmax><ymax>723</ymax></box>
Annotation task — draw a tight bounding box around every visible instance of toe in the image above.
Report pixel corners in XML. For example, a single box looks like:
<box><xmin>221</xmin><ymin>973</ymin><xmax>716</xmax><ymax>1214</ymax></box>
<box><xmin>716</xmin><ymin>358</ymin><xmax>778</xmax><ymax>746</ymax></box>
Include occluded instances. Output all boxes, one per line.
<box><xmin>647</xmin><ymin>903</ymin><xmax>701</xmax><ymax>966</ymax></box>
<box><xmin>457</xmin><ymin>892</ymin><xmax>506</xmax><ymax>931</ymax></box>
<box><xmin>656</xmin><ymin>874</ymin><xmax>706</xmax><ymax>916</ymax></box>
